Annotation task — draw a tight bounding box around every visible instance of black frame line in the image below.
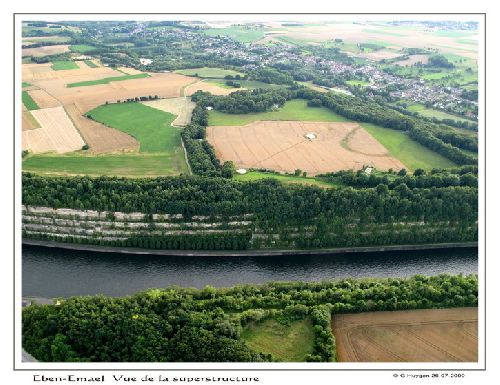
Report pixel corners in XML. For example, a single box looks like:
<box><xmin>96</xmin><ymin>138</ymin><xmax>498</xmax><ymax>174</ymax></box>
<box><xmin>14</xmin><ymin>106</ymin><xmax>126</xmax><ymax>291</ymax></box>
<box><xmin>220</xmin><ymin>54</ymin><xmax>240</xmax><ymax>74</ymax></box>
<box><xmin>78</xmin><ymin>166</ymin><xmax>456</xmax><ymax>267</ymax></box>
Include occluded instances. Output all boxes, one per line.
<box><xmin>13</xmin><ymin>12</ymin><xmax>487</xmax><ymax>372</ymax></box>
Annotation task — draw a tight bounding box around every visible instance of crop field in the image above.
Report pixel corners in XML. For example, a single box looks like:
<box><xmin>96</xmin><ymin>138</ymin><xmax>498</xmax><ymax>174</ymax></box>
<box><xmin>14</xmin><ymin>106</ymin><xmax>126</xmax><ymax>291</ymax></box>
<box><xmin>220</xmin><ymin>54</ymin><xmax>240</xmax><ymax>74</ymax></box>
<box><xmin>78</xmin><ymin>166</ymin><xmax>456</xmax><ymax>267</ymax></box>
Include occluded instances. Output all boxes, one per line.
<box><xmin>22</xmin><ymin>106</ymin><xmax>85</xmax><ymax>154</ymax></box>
<box><xmin>83</xmin><ymin>60</ymin><xmax>99</xmax><ymax>68</ymax></box>
<box><xmin>70</xmin><ymin>44</ymin><xmax>96</xmax><ymax>53</ymax></box>
<box><xmin>141</xmin><ymin>97</ymin><xmax>196</xmax><ymax>126</ymax></box>
<box><xmin>207</xmin><ymin>121</ymin><xmax>405</xmax><ymax>175</ymax></box>
<box><xmin>27</xmin><ymin>89</ymin><xmax>61</xmax><ymax>108</ymax></box>
<box><xmin>67</xmin><ymin>73</ymin><xmax>150</xmax><ymax>87</ymax></box>
<box><xmin>22</xmin><ymin>44</ymin><xmax>70</xmax><ymax>57</ymax></box>
<box><xmin>51</xmin><ymin>61</ymin><xmax>79</xmax><ymax>71</ymax></box>
<box><xmin>22</xmin><ymin>152</ymin><xmax>187</xmax><ymax>177</ymax></box>
<box><xmin>184</xmin><ymin>79</ymin><xmax>239</xmax><ymax>96</ymax></box>
<box><xmin>22</xmin><ymin>91</ymin><xmax>39</xmax><ymax>110</ymax></box>
<box><xmin>86</xmin><ymin>103</ymin><xmax>179</xmax><ymax>153</ymax></box>
<box><xmin>332</xmin><ymin>307</ymin><xmax>478</xmax><ymax>362</ymax></box>
<box><xmin>208</xmin><ymin>99</ymin><xmax>350</xmax><ymax>126</ymax></box>
<box><xmin>174</xmin><ymin>67</ymin><xmax>244</xmax><ymax>78</ymax></box>
<box><xmin>22</xmin><ymin>111</ymin><xmax>40</xmax><ymax>131</ymax></box>
<box><xmin>22</xmin><ymin>35</ymin><xmax>72</xmax><ymax>44</ymax></box>
<box><xmin>241</xmin><ymin>319</ymin><xmax>314</xmax><ymax>362</ymax></box>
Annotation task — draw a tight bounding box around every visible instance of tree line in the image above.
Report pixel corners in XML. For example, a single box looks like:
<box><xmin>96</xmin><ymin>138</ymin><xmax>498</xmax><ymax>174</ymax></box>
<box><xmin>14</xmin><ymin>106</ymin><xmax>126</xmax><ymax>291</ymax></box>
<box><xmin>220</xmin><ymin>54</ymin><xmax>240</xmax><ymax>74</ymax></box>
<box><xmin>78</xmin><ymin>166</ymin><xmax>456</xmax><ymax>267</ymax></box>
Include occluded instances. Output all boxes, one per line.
<box><xmin>22</xmin><ymin>274</ymin><xmax>478</xmax><ymax>362</ymax></box>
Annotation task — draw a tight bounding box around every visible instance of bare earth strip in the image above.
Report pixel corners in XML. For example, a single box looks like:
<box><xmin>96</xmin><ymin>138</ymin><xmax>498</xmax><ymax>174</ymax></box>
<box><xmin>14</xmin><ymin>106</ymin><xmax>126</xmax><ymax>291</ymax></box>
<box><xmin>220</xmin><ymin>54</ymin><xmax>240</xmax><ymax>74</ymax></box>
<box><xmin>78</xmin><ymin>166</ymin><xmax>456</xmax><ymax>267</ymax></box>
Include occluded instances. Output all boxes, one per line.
<box><xmin>23</xmin><ymin>106</ymin><xmax>85</xmax><ymax>153</ymax></box>
<box><xmin>332</xmin><ymin>307</ymin><xmax>478</xmax><ymax>362</ymax></box>
<box><xmin>141</xmin><ymin>97</ymin><xmax>196</xmax><ymax>126</ymax></box>
<box><xmin>65</xmin><ymin>104</ymin><xmax>139</xmax><ymax>154</ymax></box>
<box><xmin>22</xmin><ymin>45</ymin><xmax>70</xmax><ymax>57</ymax></box>
<box><xmin>206</xmin><ymin>121</ymin><xmax>404</xmax><ymax>175</ymax></box>
<box><xmin>28</xmin><ymin>89</ymin><xmax>61</xmax><ymax>108</ymax></box>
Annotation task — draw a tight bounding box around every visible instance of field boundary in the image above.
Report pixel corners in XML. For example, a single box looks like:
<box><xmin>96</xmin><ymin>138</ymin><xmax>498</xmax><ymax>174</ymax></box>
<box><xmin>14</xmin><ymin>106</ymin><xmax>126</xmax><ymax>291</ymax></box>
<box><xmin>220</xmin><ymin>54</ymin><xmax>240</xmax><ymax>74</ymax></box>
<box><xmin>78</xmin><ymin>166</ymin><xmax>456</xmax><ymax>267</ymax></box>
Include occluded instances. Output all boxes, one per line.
<box><xmin>22</xmin><ymin>239</ymin><xmax>477</xmax><ymax>257</ymax></box>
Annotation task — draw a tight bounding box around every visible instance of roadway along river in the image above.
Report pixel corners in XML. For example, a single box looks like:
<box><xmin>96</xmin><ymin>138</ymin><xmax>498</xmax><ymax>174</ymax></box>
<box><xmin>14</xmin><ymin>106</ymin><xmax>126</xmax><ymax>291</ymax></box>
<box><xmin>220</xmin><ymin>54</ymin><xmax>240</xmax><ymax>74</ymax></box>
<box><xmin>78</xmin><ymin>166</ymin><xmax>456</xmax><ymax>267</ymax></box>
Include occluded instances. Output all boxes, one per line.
<box><xmin>22</xmin><ymin>245</ymin><xmax>478</xmax><ymax>298</ymax></box>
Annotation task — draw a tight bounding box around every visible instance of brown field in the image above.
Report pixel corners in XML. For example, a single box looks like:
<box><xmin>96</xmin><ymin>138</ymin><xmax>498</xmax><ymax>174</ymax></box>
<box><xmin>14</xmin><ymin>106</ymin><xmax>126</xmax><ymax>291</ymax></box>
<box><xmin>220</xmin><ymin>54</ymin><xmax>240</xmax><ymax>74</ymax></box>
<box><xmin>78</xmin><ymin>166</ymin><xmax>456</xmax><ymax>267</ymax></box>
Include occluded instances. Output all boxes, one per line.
<box><xmin>64</xmin><ymin>104</ymin><xmax>139</xmax><ymax>154</ymax></box>
<box><xmin>22</xmin><ymin>111</ymin><xmax>40</xmax><ymax>131</ymax></box>
<box><xmin>206</xmin><ymin>121</ymin><xmax>404</xmax><ymax>175</ymax></box>
<box><xmin>141</xmin><ymin>97</ymin><xmax>196</xmax><ymax>126</ymax></box>
<box><xmin>185</xmin><ymin>79</ymin><xmax>240</xmax><ymax>96</ymax></box>
<box><xmin>28</xmin><ymin>89</ymin><xmax>61</xmax><ymax>108</ymax></box>
<box><xmin>23</xmin><ymin>106</ymin><xmax>85</xmax><ymax>153</ymax></box>
<box><xmin>117</xmin><ymin>66</ymin><xmax>144</xmax><ymax>75</ymax></box>
<box><xmin>332</xmin><ymin>307</ymin><xmax>478</xmax><ymax>362</ymax></box>
<box><xmin>394</xmin><ymin>54</ymin><xmax>430</xmax><ymax>66</ymax></box>
<box><xmin>21</xmin><ymin>63</ymin><xmax>196</xmax><ymax>153</ymax></box>
<box><xmin>22</xmin><ymin>44</ymin><xmax>70</xmax><ymax>57</ymax></box>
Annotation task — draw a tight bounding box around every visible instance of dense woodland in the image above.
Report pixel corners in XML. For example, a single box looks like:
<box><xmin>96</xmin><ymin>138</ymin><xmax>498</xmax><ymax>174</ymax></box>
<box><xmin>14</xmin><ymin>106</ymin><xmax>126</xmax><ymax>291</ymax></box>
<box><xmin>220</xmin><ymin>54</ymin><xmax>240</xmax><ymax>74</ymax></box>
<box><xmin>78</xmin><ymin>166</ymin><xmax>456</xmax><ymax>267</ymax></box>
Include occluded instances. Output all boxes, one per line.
<box><xmin>23</xmin><ymin>274</ymin><xmax>478</xmax><ymax>362</ymax></box>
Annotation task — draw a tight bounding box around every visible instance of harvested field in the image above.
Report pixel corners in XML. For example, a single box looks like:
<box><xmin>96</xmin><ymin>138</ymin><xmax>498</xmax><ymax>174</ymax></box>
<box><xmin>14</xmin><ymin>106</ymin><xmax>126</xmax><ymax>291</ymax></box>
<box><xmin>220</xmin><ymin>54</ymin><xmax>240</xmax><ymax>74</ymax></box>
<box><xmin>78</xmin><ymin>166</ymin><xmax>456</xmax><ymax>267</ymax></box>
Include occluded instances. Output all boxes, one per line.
<box><xmin>23</xmin><ymin>106</ymin><xmax>85</xmax><ymax>153</ymax></box>
<box><xmin>22</xmin><ymin>44</ymin><xmax>70</xmax><ymax>57</ymax></box>
<box><xmin>206</xmin><ymin>121</ymin><xmax>405</xmax><ymax>175</ymax></box>
<box><xmin>28</xmin><ymin>71</ymin><xmax>194</xmax><ymax>113</ymax></box>
<box><xmin>332</xmin><ymin>307</ymin><xmax>478</xmax><ymax>362</ymax></box>
<box><xmin>65</xmin><ymin>103</ymin><xmax>138</xmax><ymax>154</ymax></box>
<box><xmin>22</xmin><ymin>111</ymin><xmax>40</xmax><ymax>131</ymax></box>
<box><xmin>22</xmin><ymin>62</ymin><xmax>120</xmax><ymax>82</ymax></box>
<box><xmin>185</xmin><ymin>79</ymin><xmax>239</xmax><ymax>96</ymax></box>
<box><xmin>117</xmin><ymin>67</ymin><xmax>145</xmax><ymax>75</ymax></box>
<box><xmin>141</xmin><ymin>97</ymin><xmax>196</xmax><ymax>126</ymax></box>
<box><xmin>28</xmin><ymin>89</ymin><xmax>61</xmax><ymax>108</ymax></box>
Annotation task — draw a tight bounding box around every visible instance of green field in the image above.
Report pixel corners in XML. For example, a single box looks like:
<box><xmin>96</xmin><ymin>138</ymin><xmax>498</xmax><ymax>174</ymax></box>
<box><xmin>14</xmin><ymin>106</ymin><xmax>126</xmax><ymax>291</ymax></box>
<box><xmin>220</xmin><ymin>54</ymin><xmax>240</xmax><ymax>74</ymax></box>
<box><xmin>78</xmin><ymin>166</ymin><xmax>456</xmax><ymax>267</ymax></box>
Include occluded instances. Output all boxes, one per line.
<box><xmin>407</xmin><ymin>103</ymin><xmax>475</xmax><ymax>124</ymax></box>
<box><xmin>174</xmin><ymin>67</ymin><xmax>244</xmax><ymax>78</ymax></box>
<box><xmin>22</xmin><ymin>153</ymin><xmax>187</xmax><ymax>177</ymax></box>
<box><xmin>86</xmin><ymin>103</ymin><xmax>180</xmax><ymax>153</ymax></box>
<box><xmin>208</xmin><ymin>99</ymin><xmax>350</xmax><ymax>126</ymax></box>
<box><xmin>202</xmin><ymin>27</ymin><xmax>266</xmax><ymax>43</ymax></box>
<box><xmin>51</xmin><ymin>61</ymin><xmax>79</xmax><ymax>71</ymax></box>
<box><xmin>70</xmin><ymin>44</ymin><xmax>96</xmax><ymax>53</ymax></box>
<box><xmin>22</xmin><ymin>91</ymin><xmax>39</xmax><ymax>110</ymax></box>
<box><xmin>206</xmin><ymin>79</ymin><xmax>282</xmax><ymax>90</ymax></box>
<box><xmin>22</xmin><ymin>82</ymin><xmax>31</xmax><ymax>88</ymax></box>
<box><xmin>67</xmin><ymin>73</ymin><xmax>150</xmax><ymax>88</ymax></box>
<box><xmin>23</xmin><ymin>35</ymin><xmax>71</xmax><ymax>44</ymax></box>
<box><xmin>346</xmin><ymin>79</ymin><xmax>371</xmax><ymax>87</ymax></box>
<box><xmin>241</xmin><ymin>319</ymin><xmax>314</xmax><ymax>362</ymax></box>
<box><xmin>361</xmin><ymin>123</ymin><xmax>455</xmax><ymax>170</ymax></box>
<box><xmin>234</xmin><ymin>171</ymin><xmax>337</xmax><ymax>188</ymax></box>
<box><xmin>83</xmin><ymin>60</ymin><xmax>98</xmax><ymax>68</ymax></box>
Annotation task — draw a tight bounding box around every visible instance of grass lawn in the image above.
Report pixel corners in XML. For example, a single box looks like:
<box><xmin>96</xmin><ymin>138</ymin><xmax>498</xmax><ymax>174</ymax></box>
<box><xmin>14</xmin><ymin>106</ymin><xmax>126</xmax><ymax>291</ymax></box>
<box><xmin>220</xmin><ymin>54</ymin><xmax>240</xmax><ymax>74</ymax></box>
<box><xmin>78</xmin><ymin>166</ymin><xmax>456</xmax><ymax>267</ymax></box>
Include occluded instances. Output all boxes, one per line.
<box><xmin>70</xmin><ymin>44</ymin><xmax>96</xmax><ymax>53</ymax></box>
<box><xmin>208</xmin><ymin>99</ymin><xmax>350</xmax><ymax>126</ymax></box>
<box><xmin>361</xmin><ymin>123</ymin><xmax>455</xmax><ymax>170</ymax></box>
<box><xmin>202</xmin><ymin>27</ymin><xmax>266</xmax><ymax>43</ymax></box>
<box><xmin>234</xmin><ymin>171</ymin><xmax>337</xmax><ymax>188</ymax></box>
<box><xmin>406</xmin><ymin>103</ymin><xmax>475</xmax><ymax>124</ymax></box>
<box><xmin>67</xmin><ymin>73</ymin><xmax>150</xmax><ymax>88</ymax></box>
<box><xmin>22</xmin><ymin>153</ymin><xmax>188</xmax><ymax>177</ymax></box>
<box><xmin>241</xmin><ymin>318</ymin><xmax>315</xmax><ymax>362</ymax></box>
<box><xmin>22</xmin><ymin>82</ymin><xmax>31</xmax><ymax>88</ymax></box>
<box><xmin>83</xmin><ymin>60</ymin><xmax>98</xmax><ymax>68</ymax></box>
<box><xmin>22</xmin><ymin>91</ymin><xmax>39</xmax><ymax>110</ymax></box>
<box><xmin>174</xmin><ymin>67</ymin><xmax>244</xmax><ymax>79</ymax></box>
<box><xmin>51</xmin><ymin>61</ymin><xmax>79</xmax><ymax>71</ymax></box>
<box><xmin>86</xmin><ymin>102</ymin><xmax>180</xmax><ymax>153</ymax></box>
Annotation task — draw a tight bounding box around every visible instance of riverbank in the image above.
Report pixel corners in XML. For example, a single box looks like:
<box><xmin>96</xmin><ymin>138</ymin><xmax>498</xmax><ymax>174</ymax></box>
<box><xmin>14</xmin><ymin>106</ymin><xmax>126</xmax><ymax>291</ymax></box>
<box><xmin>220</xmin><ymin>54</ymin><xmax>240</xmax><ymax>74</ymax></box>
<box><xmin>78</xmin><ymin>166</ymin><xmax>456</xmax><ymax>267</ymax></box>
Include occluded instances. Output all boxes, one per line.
<box><xmin>22</xmin><ymin>238</ymin><xmax>478</xmax><ymax>257</ymax></box>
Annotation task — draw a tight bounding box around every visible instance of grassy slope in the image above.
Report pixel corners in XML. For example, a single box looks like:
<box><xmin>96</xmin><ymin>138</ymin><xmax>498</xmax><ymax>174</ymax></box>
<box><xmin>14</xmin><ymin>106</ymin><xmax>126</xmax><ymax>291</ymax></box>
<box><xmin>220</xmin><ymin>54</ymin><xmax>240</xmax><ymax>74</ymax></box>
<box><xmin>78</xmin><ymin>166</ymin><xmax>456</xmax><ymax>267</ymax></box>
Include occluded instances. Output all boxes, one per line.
<box><xmin>22</xmin><ymin>91</ymin><xmax>39</xmax><ymax>110</ymax></box>
<box><xmin>241</xmin><ymin>318</ymin><xmax>315</xmax><ymax>362</ymax></box>
<box><xmin>407</xmin><ymin>103</ymin><xmax>475</xmax><ymax>124</ymax></box>
<box><xmin>209</xmin><ymin>99</ymin><xmax>455</xmax><ymax>171</ymax></box>
<box><xmin>67</xmin><ymin>73</ymin><xmax>149</xmax><ymax>88</ymax></box>
<box><xmin>86</xmin><ymin>103</ymin><xmax>180</xmax><ymax>153</ymax></box>
<box><xmin>51</xmin><ymin>61</ymin><xmax>79</xmax><ymax>71</ymax></box>
<box><xmin>174</xmin><ymin>67</ymin><xmax>244</xmax><ymax>78</ymax></box>
<box><xmin>208</xmin><ymin>99</ymin><xmax>350</xmax><ymax>125</ymax></box>
<box><xmin>22</xmin><ymin>153</ymin><xmax>187</xmax><ymax>177</ymax></box>
<box><xmin>234</xmin><ymin>171</ymin><xmax>337</xmax><ymax>188</ymax></box>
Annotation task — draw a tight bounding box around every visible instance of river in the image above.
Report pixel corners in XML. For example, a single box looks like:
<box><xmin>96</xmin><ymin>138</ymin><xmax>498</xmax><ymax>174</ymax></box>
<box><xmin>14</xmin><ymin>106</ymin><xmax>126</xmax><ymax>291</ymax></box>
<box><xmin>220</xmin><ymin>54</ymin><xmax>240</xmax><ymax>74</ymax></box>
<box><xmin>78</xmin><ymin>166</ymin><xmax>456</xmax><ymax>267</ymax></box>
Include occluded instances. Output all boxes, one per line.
<box><xmin>22</xmin><ymin>245</ymin><xmax>478</xmax><ymax>298</ymax></box>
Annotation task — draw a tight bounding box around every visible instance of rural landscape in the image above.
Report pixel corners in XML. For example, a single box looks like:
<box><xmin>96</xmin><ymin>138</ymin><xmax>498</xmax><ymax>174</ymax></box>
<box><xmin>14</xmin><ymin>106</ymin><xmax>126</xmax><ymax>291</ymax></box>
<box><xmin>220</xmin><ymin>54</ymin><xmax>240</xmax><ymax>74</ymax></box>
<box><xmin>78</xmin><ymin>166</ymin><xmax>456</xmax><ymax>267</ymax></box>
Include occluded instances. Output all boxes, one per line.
<box><xmin>20</xmin><ymin>17</ymin><xmax>480</xmax><ymax>364</ymax></box>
